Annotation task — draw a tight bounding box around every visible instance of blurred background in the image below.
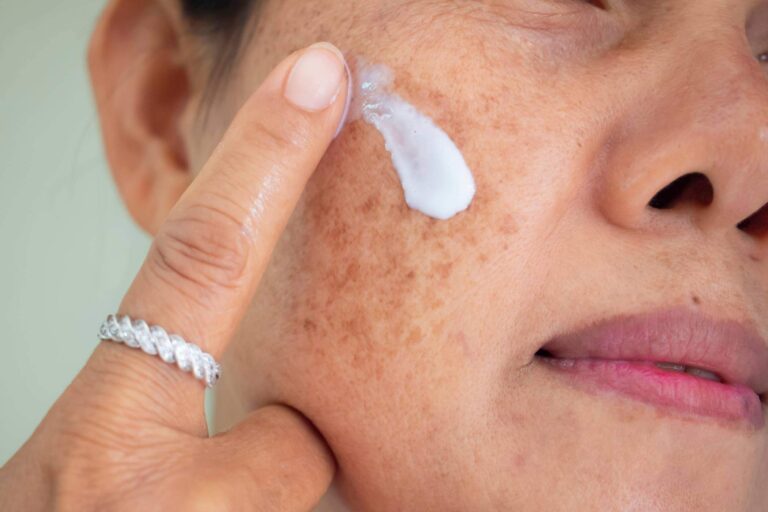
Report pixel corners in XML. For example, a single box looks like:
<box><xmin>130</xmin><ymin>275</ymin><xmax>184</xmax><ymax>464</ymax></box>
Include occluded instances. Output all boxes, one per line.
<box><xmin>0</xmin><ymin>0</ymin><xmax>151</xmax><ymax>463</ymax></box>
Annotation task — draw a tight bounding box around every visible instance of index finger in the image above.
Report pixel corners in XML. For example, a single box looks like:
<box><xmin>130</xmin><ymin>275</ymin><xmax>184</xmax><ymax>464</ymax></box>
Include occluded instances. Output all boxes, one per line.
<box><xmin>93</xmin><ymin>42</ymin><xmax>350</xmax><ymax>424</ymax></box>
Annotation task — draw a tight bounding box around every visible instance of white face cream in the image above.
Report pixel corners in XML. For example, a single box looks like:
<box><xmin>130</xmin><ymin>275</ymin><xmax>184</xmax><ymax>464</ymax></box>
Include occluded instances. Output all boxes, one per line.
<box><xmin>350</xmin><ymin>59</ymin><xmax>476</xmax><ymax>220</ymax></box>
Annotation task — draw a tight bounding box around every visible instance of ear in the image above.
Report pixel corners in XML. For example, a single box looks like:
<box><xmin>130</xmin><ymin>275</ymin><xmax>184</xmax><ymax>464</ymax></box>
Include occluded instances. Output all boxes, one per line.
<box><xmin>88</xmin><ymin>0</ymin><xmax>200</xmax><ymax>235</ymax></box>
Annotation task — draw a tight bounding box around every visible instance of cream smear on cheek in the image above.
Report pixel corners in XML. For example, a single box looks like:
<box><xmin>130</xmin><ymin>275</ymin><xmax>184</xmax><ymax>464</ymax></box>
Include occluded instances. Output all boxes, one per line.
<box><xmin>349</xmin><ymin>59</ymin><xmax>476</xmax><ymax>220</ymax></box>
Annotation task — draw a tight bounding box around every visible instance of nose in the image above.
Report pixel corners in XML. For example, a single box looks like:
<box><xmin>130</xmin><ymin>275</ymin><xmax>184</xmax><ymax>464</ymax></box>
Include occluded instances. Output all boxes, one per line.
<box><xmin>597</xmin><ymin>22</ymin><xmax>768</xmax><ymax>247</ymax></box>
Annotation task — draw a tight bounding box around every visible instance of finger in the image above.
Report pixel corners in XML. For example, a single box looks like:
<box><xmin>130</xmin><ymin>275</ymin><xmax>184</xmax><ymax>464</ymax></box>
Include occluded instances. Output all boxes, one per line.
<box><xmin>91</xmin><ymin>42</ymin><xmax>350</xmax><ymax>425</ymax></box>
<box><xmin>181</xmin><ymin>406</ymin><xmax>335</xmax><ymax>512</ymax></box>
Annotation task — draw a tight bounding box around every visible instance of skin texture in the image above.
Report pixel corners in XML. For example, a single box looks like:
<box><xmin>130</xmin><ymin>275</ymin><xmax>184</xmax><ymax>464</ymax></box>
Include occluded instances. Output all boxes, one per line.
<box><xmin>94</xmin><ymin>0</ymin><xmax>768</xmax><ymax>510</ymax></box>
<box><xmin>0</xmin><ymin>34</ymin><xmax>349</xmax><ymax>511</ymax></box>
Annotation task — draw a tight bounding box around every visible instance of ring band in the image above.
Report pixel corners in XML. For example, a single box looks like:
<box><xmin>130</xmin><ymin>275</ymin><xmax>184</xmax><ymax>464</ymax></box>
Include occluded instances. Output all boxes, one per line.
<box><xmin>98</xmin><ymin>314</ymin><xmax>221</xmax><ymax>388</ymax></box>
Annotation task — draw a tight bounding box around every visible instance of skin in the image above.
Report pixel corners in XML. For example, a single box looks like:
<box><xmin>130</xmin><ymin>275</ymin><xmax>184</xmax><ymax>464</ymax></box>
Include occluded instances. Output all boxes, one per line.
<box><xmin>212</xmin><ymin>1</ymin><xmax>768</xmax><ymax>509</ymax></box>
<box><xmin>2</xmin><ymin>0</ymin><xmax>768</xmax><ymax>510</ymax></box>
<box><xmin>0</xmin><ymin>17</ymin><xmax>347</xmax><ymax>512</ymax></box>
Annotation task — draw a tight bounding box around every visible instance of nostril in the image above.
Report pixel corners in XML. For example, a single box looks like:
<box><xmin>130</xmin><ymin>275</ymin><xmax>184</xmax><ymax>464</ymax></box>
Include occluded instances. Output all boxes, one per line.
<box><xmin>737</xmin><ymin>203</ymin><xmax>768</xmax><ymax>238</ymax></box>
<box><xmin>648</xmin><ymin>173</ymin><xmax>715</xmax><ymax>210</ymax></box>
<box><xmin>585</xmin><ymin>0</ymin><xmax>608</xmax><ymax>9</ymax></box>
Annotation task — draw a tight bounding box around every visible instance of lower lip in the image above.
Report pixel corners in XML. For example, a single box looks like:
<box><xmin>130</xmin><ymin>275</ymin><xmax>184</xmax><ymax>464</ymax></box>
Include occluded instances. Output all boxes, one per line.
<box><xmin>537</xmin><ymin>357</ymin><xmax>765</xmax><ymax>428</ymax></box>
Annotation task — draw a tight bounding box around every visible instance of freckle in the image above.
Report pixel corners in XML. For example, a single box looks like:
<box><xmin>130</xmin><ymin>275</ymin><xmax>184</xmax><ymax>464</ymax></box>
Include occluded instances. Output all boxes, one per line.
<box><xmin>361</xmin><ymin>195</ymin><xmax>379</xmax><ymax>213</ymax></box>
<box><xmin>498</xmin><ymin>214</ymin><xmax>519</xmax><ymax>236</ymax></box>
<box><xmin>462</xmin><ymin>229</ymin><xmax>478</xmax><ymax>245</ymax></box>
<box><xmin>503</xmin><ymin>242</ymin><xmax>509</xmax><ymax>251</ymax></box>
<box><xmin>424</xmin><ymin>287</ymin><xmax>445</xmax><ymax>310</ymax></box>
<box><xmin>386</xmin><ymin>254</ymin><xmax>398</xmax><ymax>273</ymax></box>
<box><xmin>503</xmin><ymin>412</ymin><xmax>526</xmax><ymax>424</ymax></box>
<box><xmin>303</xmin><ymin>319</ymin><xmax>317</xmax><ymax>333</ymax></box>
<box><xmin>430</xmin><ymin>298</ymin><xmax>445</xmax><ymax>310</ymax></box>
<box><xmin>345</xmin><ymin>262</ymin><xmax>360</xmax><ymax>282</ymax></box>
<box><xmin>406</xmin><ymin>327</ymin><xmax>423</xmax><ymax>345</ymax></box>
<box><xmin>433</xmin><ymin>261</ymin><xmax>453</xmax><ymax>279</ymax></box>
<box><xmin>431</xmin><ymin>319</ymin><xmax>447</xmax><ymax>338</ymax></box>
<box><xmin>325</xmin><ymin>220</ymin><xmax>351</xmax><ymax>247</ymax></box>
<box><xmin>478</xmin><ymin>252</ymin><xmax>489</xmax><ymax>263</ymax></box>
<box><xmin>406</xmin><ymin>270</ymin><xmax>416</xmax><ymax>280</ymax></box>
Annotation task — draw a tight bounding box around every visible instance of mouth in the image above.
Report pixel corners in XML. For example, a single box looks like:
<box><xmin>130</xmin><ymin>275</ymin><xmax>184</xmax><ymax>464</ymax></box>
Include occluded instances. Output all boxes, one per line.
<box><xmin>533</xmin><ymin>308</ymin><xmax>768</xmax><ymax>428</ymax></box>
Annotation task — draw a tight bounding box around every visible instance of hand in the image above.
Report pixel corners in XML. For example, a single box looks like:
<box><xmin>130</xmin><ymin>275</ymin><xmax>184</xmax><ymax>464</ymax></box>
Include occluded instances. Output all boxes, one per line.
<box><xmin>0</xmin><ymin>41</ymin><xmax>350</xmax><ymax>512</ymax></box>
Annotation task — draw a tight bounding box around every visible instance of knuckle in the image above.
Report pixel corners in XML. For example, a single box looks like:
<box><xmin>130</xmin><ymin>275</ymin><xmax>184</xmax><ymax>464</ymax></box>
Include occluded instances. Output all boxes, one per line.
<box><xmin>151</xmin><ymin>201</ymin><xmax>252</xmax><ymax>296</ymax></box>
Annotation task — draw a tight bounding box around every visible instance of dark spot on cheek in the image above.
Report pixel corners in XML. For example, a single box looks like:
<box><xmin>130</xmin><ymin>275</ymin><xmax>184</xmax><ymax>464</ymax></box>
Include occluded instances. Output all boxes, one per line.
<box><xmin>326</xmin><ymin>220</ymin><xmax>352</xmax><ymax>249</ymax></box>
<box><xmin>361</xmin><ymin>194</ymin><xmax>380</xmax><ymax>214</ymax></box>
<box><xmin>461</xmin><ymin>227</ymin><xmax>477</xmax><ymax>247</ymax></box>
<box><xmin>406</xmin><ymin>326</ymin><xmax>424</xmax><ymax>345</ymax></box>
<box><xmin>691</xmin><ymin>295</ymin><xmax>701</xmax><ymax>305</ymax></box>
<box><xmin>498</xmin><ymin>213</ymin><xmax>520</xmax><ymax>236</ymax></box>
<box><xmin>303</xmin><ymin>319</ymin><xmax>318</xmax><ymax>334</ymax></box>
<box><xmin>345</xmin><ymin>262</ymin><xmax>361</xmax><ymax>282</ymax></box>
<box><xmin>340</xmin><ymin>304</ymin><xmax>376</xmax><ymax>340</ymax></box>
<box><xmin>430</xmin><ymin>319</ymin><xmax>446</xmax><ymax>339</ymax></box>
<box><xmin>429</xmin><ymin>296</ymin><xmax>446</xmax><ymax>310</ymax></box>
<box><xmin>431</xmin><ymin>261</ymin><xmax>454</xmax><ymax>279</ymax></box>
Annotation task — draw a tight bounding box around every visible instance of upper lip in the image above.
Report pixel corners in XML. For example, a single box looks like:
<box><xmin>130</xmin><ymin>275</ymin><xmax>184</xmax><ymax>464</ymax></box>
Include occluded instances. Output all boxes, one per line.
<box><xmin>538</xmin><ymin>307</ymin><xmax>768</xmax><ymax>398</ymax></box>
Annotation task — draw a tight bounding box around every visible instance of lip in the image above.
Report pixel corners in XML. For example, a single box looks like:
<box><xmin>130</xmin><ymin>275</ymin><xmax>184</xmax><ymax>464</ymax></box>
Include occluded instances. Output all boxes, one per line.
<box><xmin>535</xmin><ymin>308</ymin><xmax>768</xmax><ymax>428</ymax></box>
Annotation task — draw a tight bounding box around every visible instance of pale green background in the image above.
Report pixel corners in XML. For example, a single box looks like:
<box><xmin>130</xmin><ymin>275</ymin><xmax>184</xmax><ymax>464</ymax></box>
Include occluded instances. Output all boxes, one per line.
<box><xmin>0</xmin><ymin>0</ymin><xmax>153</xmax><ymax>464</ymax></box>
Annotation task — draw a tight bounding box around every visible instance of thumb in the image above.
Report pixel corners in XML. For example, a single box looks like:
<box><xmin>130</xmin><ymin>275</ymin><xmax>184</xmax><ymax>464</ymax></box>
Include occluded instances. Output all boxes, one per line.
<box><xmin>186</xmin><ymin>406</ymin><xmax>336</xmax><ymax>512</ymax></box>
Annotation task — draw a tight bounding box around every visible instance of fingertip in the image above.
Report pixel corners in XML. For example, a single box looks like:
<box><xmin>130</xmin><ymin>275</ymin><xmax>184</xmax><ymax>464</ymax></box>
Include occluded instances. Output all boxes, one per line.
<box><xmin>284</xmin><ymin>42</ymin><xmax>348</xmax><ymax>113</ymax></box>
<box><xmin>249</xmin><ymin>41</ymin><xmax>351</xmax><ymax>142</ymax></box>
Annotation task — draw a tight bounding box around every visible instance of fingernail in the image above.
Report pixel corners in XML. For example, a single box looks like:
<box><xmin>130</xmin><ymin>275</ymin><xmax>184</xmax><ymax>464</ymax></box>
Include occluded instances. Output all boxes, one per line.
<box><xmin>284</xmin><ymin>42</ymin><xmax>346</xmax><ymax>112</ymax></box>
<box><xmin>333</xmin><ymin>59</ymin><xmax>353</xmax><ymax>139</ymax></box>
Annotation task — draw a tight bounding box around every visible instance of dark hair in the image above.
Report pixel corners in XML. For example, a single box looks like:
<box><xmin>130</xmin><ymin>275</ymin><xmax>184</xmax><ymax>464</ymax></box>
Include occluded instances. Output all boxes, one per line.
<box><xmin>181</xmin><ymin>0</ymin><xmax>254</xmax><ymax>33</ymax></box>
<box><xmin>181</xmin><ymin>0</ymin><xmax>260</xmax><ymax>104</ymax></box>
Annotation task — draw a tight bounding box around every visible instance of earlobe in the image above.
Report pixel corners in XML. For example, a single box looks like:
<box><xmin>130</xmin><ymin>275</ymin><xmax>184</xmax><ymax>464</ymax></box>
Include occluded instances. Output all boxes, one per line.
<box><xmin>88</xmin><ymin>0</ymin><xmax>197</xmax><ymax>235</ymax></box>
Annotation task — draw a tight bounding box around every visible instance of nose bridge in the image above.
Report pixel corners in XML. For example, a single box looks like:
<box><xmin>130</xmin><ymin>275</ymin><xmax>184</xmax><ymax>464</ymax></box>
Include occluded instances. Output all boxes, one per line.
<box><xmin>683</xmin><ymin>35</ymin><xmax>768</xmax><ymax>226</ymax></box>
<box><xmin>600</xmin><ymin>23</ymin><xmax>768</xmax><ymax>232</ymax></box>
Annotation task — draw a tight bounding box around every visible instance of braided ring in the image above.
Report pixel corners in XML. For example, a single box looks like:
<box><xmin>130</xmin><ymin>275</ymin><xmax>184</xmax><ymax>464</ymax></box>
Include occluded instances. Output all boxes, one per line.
<box><xmin>98</xmin><ymin>314</ymin><xmax>221</xmax><ymax>388</ymax></box>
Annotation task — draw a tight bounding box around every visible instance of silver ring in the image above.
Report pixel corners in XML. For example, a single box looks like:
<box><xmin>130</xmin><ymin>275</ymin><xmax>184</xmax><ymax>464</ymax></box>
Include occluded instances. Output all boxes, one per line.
<box><xmin>98</xmin><ymin>314</ymin><xmax>221</xmax><ymax>388</ymax></box>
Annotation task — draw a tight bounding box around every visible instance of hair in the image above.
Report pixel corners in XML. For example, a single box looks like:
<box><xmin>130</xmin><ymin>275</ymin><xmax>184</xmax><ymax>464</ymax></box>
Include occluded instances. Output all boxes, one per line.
<box><xmin>180</xmin><ymin>0</ymin><xmax>261</xmax><ymax>104</ymax></box>
<box><xmin>181</xmin><ymin>0</ymin><xmax>254</xmax><ymax>33</ymax></box>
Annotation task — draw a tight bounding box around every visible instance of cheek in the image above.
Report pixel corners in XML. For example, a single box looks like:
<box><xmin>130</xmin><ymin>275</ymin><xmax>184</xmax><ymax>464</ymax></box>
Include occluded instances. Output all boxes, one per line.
<box><xmin>297</xmin><ymin>121</ymin><xmax>485</xmax><ymax>352</ymax></box>
<box><xmin>275</xmin><ymin>46</ymin><xmax>583</xmax><ymax>418</ymax></box>
<box><xmin>246</xmin><ymin>23</ymin><xmax>616</xmax><ymax>507</ymax></box>
<box><xmin>271</xmin><ymin>92</ymin><xmax>552</xmax><ymax>492</ymax></box>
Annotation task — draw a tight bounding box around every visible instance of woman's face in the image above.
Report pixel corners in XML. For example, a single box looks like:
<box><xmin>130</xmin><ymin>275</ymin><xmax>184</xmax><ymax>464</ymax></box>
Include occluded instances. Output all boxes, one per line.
<box><xmin>154</xmin><ymin>0</ymin><xmax>768</xmax><ymax>509</ymax></box>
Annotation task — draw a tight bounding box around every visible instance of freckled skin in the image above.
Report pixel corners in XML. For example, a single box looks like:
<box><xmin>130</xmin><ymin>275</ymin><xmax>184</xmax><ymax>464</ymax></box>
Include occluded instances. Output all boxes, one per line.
<box><xmin>180</xmin><ymin>1</ymin><xmax>768</xmax><ymax>510</ymax></box>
